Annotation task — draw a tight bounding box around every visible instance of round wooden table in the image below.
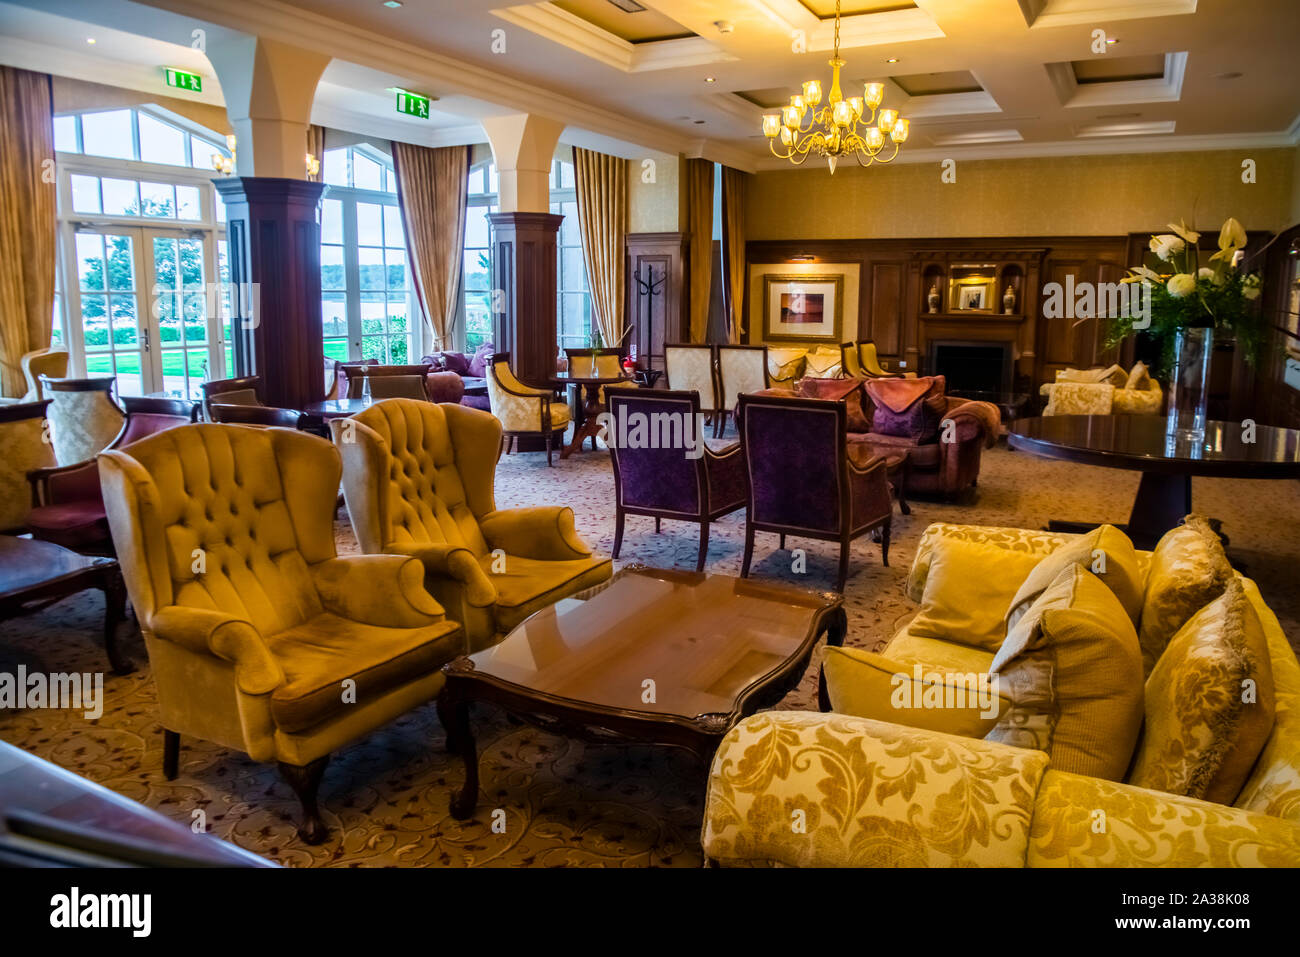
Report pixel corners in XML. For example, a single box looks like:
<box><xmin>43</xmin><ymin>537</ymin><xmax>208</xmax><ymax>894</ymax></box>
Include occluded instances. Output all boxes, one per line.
<box><xmin>1008</xmin><ymin>414</ymin><xmax>1300</xmax><ymax>548</ymax></box>
<box><xmin>552</xmin><ymin>372</ymin><xmax>635</xmax><ymax>459</ymax></box>
<box><xmin>303</xmin><ymin>398</ymin><xmax>374</xmax><ymax>419</ymax></box>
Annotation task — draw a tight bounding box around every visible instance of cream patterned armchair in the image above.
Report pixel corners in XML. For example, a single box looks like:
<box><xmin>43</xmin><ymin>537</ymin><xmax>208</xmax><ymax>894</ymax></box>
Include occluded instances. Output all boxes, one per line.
<box><xmin>485</xmin><ymin>353</ymin><xmax>570</xmax><ymax>466</ymax></box>
<box><xmin>99</xmin><ymin>423</ymin><xmax>462</xmax><ymax>844</ymax></box>
<box><xmin>42</xmin><ymin>375</ymin><xmax>126</xmax><ymax>465</ymax></box>
<box><xmin>0</xmin><ymin>400</ymin><xmax>54</xmax><ymax>533</ymax></box>
<box><xmin>0</xmin><ymin>348</ymin><xmax>68</xmax><ymax>404</ymax></box>
<box><xmin>1041</xmin><ymin>361</ymin><xmax>1163</xmax><ymax>416</ymax></box>
<box><xmin>703</xmin><ymin>520</ymin><xmax>1300</xmax><ymax>867</ymax></box>
<box><xmin>332</xmin><ymin>398</ymin><xmax>612</xmax><ymax>652</ymax></box>
<box><xmin>665</xmin><ymin>343</ymin><xmax>720</xmax><ymax>419</ymax></box>
<box><xmin>766</xmin><ymin>346</ymin><xmax>807</xmax><ymax>389</ymax></box>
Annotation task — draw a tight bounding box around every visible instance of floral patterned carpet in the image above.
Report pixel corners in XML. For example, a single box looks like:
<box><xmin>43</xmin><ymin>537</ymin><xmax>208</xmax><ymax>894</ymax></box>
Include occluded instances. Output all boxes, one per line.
<box><xmin>2</xmin><ymin>434</ymin><xmax>1297</xmax><ymax>867</ymax></box>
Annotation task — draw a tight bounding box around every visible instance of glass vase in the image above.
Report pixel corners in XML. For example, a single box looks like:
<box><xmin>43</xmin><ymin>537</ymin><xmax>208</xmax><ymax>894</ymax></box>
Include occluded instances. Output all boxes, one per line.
<box><xmin>1166</xmin><ymin>326</ymin><xmax>1212</xmax><ymax>444</ymax></box>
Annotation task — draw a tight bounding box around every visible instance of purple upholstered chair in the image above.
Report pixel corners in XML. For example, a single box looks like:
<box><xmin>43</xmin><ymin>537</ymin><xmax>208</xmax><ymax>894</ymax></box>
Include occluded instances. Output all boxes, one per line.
<box><xmin>737</xmin><ymin>391</ymin><xmax>893</xmax><ymax>591</ymax></box>
<box><xmin>26</xmin><ymin>396</ymin><xmax>200</xmax><ymax>554</ymax></box>
<box><xmin>607</xmin><ymin>389</ymin><xmax>746</xmax><ymax>571</ymax></box>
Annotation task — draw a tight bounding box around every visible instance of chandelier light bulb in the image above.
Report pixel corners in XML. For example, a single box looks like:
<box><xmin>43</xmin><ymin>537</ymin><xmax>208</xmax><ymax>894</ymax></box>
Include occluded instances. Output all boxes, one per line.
<box><xmin>762</xmin><ymin>114</ymin><xmax>781</xmax><ymax>138</ymax></box>
<box><xmin>864</xmin><ymin>83</ymin><xmax>885</xmax><ymax>109</ymax></box>
<box><xmin>782</xmin><ymin>105</ymin><xmax>801</xmax><ymax>128</ymax></box>
<box><xmin>802</xmin><ymin>80</ymin><xmax>822</xmax><ymax>106</ymax></box>
<box><xmin>878</xmin><ymin>109</ymin><xmax>898</xmax><ymax>133</ymax></box>
<box><xmin>833</xmin><ymin>100</ymin><xmax>854</xmax><ymax>127</ymax></box>
<box><xmin>849</xmin><ymin>96</ymin><xmax>864</xmax><ymax>119</ymax></box>
<box><xmin>866</xmin><ymin>127</ymin><xmax>884</xmax><ymax>151</ymax></box>
<box><xmin>891</xmin><ymin>118</ymin><xmax>910</xmax><ymax>142</ymax></box>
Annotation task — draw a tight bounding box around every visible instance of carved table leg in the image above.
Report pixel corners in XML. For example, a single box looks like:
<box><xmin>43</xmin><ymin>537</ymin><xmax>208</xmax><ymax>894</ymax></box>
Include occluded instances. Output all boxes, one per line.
<box><xmin>438</xmin><ymin>683</ymin><xmax>479</xmax><ymax>819</ymax></box>
<box><xmin>100</xmin><ymin>565</ymin><xmax>133</xmax><ymax>675</ymax></box>
<box><xmin>162</xmin><ymin>729</ymin><xmax>180</xmax><ymax>780</ymax></box>
<box><xmin>818</xmin><ymin>605</ymin><xmax>849</xmax><ymax>713</ymax></box>
<box><xmin>279</xmin><ymin>756</ymin><xmax>331</xmax><ymax>845</ymax></box>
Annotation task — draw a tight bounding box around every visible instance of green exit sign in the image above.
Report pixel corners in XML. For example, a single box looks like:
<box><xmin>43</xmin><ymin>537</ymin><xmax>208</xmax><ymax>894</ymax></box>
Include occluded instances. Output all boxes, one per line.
<box><xmin>395</xmin><ymin>90</ymin><xmax>431</xmax><ymax>119</ymax></box>
<box><xmin>164</xmin><ymin>68</ymin><xmax>203</xmax><ymax>93</ymax></box>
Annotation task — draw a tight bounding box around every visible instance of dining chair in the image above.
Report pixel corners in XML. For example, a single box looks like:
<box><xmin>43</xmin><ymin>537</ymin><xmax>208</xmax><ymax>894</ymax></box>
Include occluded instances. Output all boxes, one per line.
<box><xmin>209</xmin><ymin>404</ymin><xmax>307</xmax><ymax>430</ymax></box>
<box><xmin>607</xmin><ymin>388</ymin><xmax>746</xmax><ymax>571</ymax></box>
<box><xmin>201</xmin><ymin>375</ymin><xmax>263</xmax><ymax>420</ymax></box>
<box><xmin>715</xmin><ymin>344</ymin><xmax>769</xmax><ymax>438</ymax></box>
<box><xmin>339</xmin><ymin>359</ymin><xmax>379</xmax><ymax>399</ymax></box>
<box><xmin>738</xmin><ymin>391</ymin><xmax>893</xmax><ymax>591</ymax></box>
<box><xmin>485</xmin><ymin>353</ymin><xmax>570</xmax><ymax>466</ymax></box>
<box><xmin>40</xmin><ymin>376</ymin><xmax>126</xmax><ymax>466</ymax></box>
<box><xmin>368</xmin><ymin>374</ymin><xmax>430</xmax><ymax>401</ymax></box>
<box><xmin>665</xmin><ymin>344</ymin><xmax>720</xmax><ymax>431</ymax></box>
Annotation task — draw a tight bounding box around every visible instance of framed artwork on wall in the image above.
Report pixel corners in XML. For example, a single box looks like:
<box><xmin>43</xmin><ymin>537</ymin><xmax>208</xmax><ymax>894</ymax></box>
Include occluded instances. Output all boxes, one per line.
<box><xmin>761</xmin><ymin>274</ymin><xmax>845</xmax><ymax>342</ymax></box>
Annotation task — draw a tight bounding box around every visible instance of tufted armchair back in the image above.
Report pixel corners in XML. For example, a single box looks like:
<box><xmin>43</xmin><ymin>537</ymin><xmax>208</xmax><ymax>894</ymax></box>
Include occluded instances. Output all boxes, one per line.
<box><xmin>99</xmin><ymin>424</ymin><xmax>343</xmax><ymax>637</ymax></box>
<box><xmin>333</xmin><ymin>399</ymin><xmax>500</xmax><ymax>559</ymax></box>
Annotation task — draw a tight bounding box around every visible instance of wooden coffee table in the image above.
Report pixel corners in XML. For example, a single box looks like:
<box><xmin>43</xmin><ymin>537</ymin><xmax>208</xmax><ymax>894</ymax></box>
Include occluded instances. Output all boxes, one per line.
<box><xmin>0</xmin><ymin>536</ymin><xmax>131</xmax><ymax>674</ymax></box>
<box><xmin>437</xmin><ymin>565</ymin><xmax>846</xmax><ymax>819</ymax></box>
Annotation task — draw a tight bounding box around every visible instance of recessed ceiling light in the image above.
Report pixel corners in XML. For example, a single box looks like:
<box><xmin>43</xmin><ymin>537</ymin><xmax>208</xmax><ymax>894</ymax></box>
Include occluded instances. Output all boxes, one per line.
<box><xmin>886</xmin><ymin>58</ymin><xmax>898</xmax><ymax>63</ymax></box>
<box><xmin>694</xmin><ymin>119</ymin><xmax>706</xmax><ymax>125</ymax></box>
<box><xmin>1106</xmin><ymin>38</ymin><xmax>1119</xmax><ymax>45</ymax></box>
<box><xmin>705</xmin><ymin>76</ymin><xmax>716</xmax><ymax>83</ymax></box>
<box><xmin>86</xmin><ymin>38</ymin><xmax>96</xmax><ymax>44</ymax></box>
<box><xmin>382</xmin><ymin>0</ymin><xmax>402</xmax><ymax>7</ymax></box>
<box><xmin>1215</xmin><ymin>71</ymin><xmax>1243</xmax><ymax>80</ymax></box>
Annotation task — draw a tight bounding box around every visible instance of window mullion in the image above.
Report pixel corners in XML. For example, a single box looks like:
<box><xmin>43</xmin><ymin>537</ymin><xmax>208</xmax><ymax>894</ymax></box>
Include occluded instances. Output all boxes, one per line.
<box><xmin>342</xmin><ymin>196</ymin><xmax>362</xmax><ymax>361</ymax></box>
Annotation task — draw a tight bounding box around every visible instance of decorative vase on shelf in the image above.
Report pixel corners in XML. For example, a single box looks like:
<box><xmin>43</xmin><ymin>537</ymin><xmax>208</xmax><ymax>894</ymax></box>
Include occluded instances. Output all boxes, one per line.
<box><xmin>1002</xmin><ymin>284</ymin><xmax>1016</xmax><ymax>314</ymax></box>
<box><xmin>927</xmin><ymin>284</ymin><xmax>941</xmax><ymax>314</ymax></box>
<box><xmin>1166</xmin><ymin>326</ymin><xmax>1213</xmax><ymax>444</ymax></box>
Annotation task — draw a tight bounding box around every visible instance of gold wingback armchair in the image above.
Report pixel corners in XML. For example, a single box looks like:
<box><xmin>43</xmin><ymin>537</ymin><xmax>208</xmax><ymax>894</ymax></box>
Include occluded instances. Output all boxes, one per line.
<box><xmin>485</xmin><ymin>352</ymin><xmax>570</xmax><ymax>465</ymax></box>
<box><xmin>332</xmin><ymin>399</ymin><xmax>612</xmax><ymax>652</ymax></box>
<box><xmin>99</xmin><ymin>423</ymin><xmax>462</xmax><ymax>844</ymax></box>
<box><xmin>0</xmin><ymin>348</ymin><xmax>68</xmax><ymax>404</ymax></box>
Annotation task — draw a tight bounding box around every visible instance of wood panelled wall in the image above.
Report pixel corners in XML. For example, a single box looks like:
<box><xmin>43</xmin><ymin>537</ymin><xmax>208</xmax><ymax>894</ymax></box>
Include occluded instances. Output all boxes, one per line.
<box><xmin>743</xmin><ymin>236</ymin><xmax>1129</xmax><ymax>390</ymax></box>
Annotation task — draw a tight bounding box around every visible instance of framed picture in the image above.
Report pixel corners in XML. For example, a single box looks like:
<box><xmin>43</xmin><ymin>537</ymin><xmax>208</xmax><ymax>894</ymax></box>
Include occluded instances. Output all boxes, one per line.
<box><xmin>958</xmin><ymin>286</ymin><xmax>986</xmax><ymax>310</ymax></box>
<box><xmin>762</xmin><ymin>274</ymin><xmax>845</xmax><ymax>342</ymax></box>
<box><xmin>948</xmin><ymin>274</ymin><xmax>998</xmax><ymax>312</ymax></box>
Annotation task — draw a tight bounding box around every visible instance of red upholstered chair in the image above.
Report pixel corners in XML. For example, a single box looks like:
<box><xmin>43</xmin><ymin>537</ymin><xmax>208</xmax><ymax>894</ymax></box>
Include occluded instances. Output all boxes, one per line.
<box><xmin>209</xmin><ymin>404</ymin><xmax>307</xmax><ymax>430</ymax></box>
<box><xmin>201</xmin><ymin>375</ymin><xmax>262</xmax><ymax>421</ymax></box>
<box><xmin>27</xmin><ymin>397</ymin><xmax>199</xmax><ymax>554</ymax></box>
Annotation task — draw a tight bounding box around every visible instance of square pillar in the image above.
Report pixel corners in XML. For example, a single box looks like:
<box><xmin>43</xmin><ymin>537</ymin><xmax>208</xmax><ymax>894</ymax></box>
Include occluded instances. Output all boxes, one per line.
<box><xmin>216</xmin><ymin>176</ymin><xmax>327</xmax><ymax>408</ymax></box>
<box><xmin>489</xmin><ymin>211</ymin><xmax>563</xmax><ymax>386</ymax></box>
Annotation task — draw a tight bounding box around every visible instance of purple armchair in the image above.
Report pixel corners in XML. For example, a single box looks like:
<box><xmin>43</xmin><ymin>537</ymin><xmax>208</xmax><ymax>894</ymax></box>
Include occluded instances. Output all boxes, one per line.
<box><xmin>607</xmin><ymin>389</ymin><xmax>746</xmax><ymax>571</ymax></box>
<box><xmin>737</xmin><ymin>391</ymin><xmax>893</xmax><ymax>591</ymax></box>
<box><xmin>27</xmin><ymin>396</ymin><xmax>199</xmax><ymax>553</ymax></box>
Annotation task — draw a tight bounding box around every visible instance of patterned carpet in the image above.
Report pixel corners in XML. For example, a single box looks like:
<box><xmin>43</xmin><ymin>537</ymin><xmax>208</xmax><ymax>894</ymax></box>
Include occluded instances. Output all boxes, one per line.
<box><xmin>2</xmin><ymin>433</ymin><xmax>1298</xmax><ymax>867</ymax></box>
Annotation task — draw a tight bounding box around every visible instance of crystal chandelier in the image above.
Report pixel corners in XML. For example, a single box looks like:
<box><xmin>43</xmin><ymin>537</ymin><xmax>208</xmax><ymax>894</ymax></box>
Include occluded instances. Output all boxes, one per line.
<box><xmin>761</xmin><ymin>0</ymin><xmax>909</xmax><ymax>173</ymax></box>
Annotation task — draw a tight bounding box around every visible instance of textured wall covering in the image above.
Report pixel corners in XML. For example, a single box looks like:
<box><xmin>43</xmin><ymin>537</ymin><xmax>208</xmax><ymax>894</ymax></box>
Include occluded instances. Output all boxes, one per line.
<box><xmin>746</xmin><ymin>149</ymin><xmax>1297</xmax><ymax>240</ymax></box>
<box><xmin>627</xmin><ymin>151</ymin><xmax>682</xmax><ymax>234</ymax></box>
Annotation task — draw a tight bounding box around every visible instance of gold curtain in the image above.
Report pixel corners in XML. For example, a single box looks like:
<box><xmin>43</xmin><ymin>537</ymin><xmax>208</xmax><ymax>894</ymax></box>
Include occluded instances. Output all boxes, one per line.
<box><xmin>573</xmin><ymin>147</ymin><xmax>627</xmax><ymax>350</ymax></box>
<box><xmin>720</xmin><ymin>166</ymin><xmax>748</xmax><ymax>344</ymax></box>
<box><xmin>0</xmin><ymin>67</ymin><xmax>56</xmax><ymax>397</ymax></box>
<box><xmin>684</xmin><ymin>157</ymin><xmax>714</xmax><ymax>344</ymax></box>
<box><xmin>391</xmin><ymin>142</ymin><xmax>469</xmax><ymax>351</ymax></box>
<box><xmin>306</xmin><ymin>124</ymin><xmax>325</xmax><ymax>183</ymax></box>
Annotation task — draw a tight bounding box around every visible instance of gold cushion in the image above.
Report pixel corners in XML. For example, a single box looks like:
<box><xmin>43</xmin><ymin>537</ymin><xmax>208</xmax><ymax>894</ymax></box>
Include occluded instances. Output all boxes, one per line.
<box><xmin>266</xmin><ymin>612</ymin><xmax>462</xmax><ymax>733</ymax></box>
<box><xmin>482</xmin><ymin>553</ymin><xmax>614</xmax><ymax>634</ymax></box>
<box><xmin>802</xmin><ymin>347</ymin><xmax>842</xmax><ymax>378</ymax></box>
<box><xmin>1138</xmin><ymin>515</ymin><xmax>1232</xmax><ymax>675</ymax></box>
<box><xmin>1124</xmin><ymin>361</ymin><xmax>1152</xmax><ymax>391</ymax></box>
<box><xmin>1007</xmin><ymin>524</ymin><xmax>1142</xmax><ymax>631</ymax></box>
<box><xmin>987</xmin><ymin>565</ymin><xmax>1145</xmax><ymax>780</ymax></box>
<box><xmin>909</xmin><ymin>537</ymin><xmax>1048</xmax><ymax>651</ymax></box>
<box><xmin>1129</xmin><ymin>579</ymin><xmax>1276</xmax><ymax>804</ymax></box>
<box><xmin>824</xmin><ymin>647</ymin><xmax>1010</xmax><ymax>736</ymax></box>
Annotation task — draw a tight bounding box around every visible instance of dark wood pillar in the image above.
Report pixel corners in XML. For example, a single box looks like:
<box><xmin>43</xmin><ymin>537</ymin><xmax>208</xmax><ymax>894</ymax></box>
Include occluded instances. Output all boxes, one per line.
<box><xmin>215</xmin><ymin>177</ymin><xmax>327</xmax><ymax>409</ymax></box>
<box><xmin>489</xmin><ymin>211</ymin><xmax>563</xmax><ymax>386</ymax></box>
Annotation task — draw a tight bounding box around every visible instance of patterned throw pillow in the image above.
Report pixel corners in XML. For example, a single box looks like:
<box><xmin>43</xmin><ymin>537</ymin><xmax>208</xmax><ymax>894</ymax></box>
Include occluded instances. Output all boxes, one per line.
<box><xmin>803</xmin><ymin>346</ymin><xmax>842</xmax><ymax>378</ymax></box>
<box><xmin>986</xmin><ymin>565</ymin><xmax>1145</xmax><ymax>780</ymax></box>
<box><xmin>1007</xmin><ymin>523</ymin><xmax>1143</xmax><ymax>631</ymax></box>
<box><xmin>796</xmin><ymin>377</ymin><xmax>871</xmax><ymax>431</ymax></box>
<box><xmin>1129</xmin><ymin>579</ymin><xmax>1276</xmax><ymax>803</ymax></box>
<box><xmin>864</xmin><ymin>375</ymin><xmax>946</xmax><ymax>442</ymax></box>
<box><xmin>1137</xmin><ymin>515</ymin><xmax>1233</xmax><ymax>675</ymax></box>
<box><xmin>1125</xmin><ymin>360</ymin><xmax>1152</xmax><ymax>391</ymax></box>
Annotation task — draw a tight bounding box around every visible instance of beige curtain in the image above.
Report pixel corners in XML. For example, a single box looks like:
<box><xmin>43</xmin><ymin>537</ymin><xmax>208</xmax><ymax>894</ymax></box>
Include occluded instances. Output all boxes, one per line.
<box><xmin>306</xmin><ymin>124</ymin><xmax>325</xmax><ymax>183</ymax></box>
<box><xmin>0</xmin><ymin>67</ymin><xmax>56</xmax><ymax>398</ymax></box>
<box><xmin>684</xmin><ymin>158</ymin><xmax>714</xmax><ymax>344</ymax></box>
<box><xmin>720</xmin><ymin>166</ymin><xmax>747</xmax><ymax>344</ymax></box>
<box><xmin>391</xmin><ymin>143</ymin><xmax>469</xmax><ymax>351</ymax></box>
<box><xmin>573</xmin><ymin>147</ymin><xmax>628</xmax><ymax>350</ymax></box>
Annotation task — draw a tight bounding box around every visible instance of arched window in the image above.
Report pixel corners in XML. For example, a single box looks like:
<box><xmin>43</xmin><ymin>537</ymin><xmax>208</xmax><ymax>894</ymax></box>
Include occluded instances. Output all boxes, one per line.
<box><xmin>53</xmin><ymin>106</ymin><xmax>233</xmax><ymax>398</ymax></box>
<box><xmin>462</xmin><ymin>157</ymin><xmax>591</xmax><ymax>353</ymax></box>
<box><xmin>319</xmin><ymin>144</ymin><xmax>411</xmax><ymax>365</ymax></box>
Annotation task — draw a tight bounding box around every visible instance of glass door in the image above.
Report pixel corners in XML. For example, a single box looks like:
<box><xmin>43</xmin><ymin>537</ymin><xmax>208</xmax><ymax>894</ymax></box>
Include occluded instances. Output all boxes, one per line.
<box><xmin>72</xmin><ymin>228</ymin><xmax>148</xmax><ymax>394</ymax></box>
<box><xmin>147</xmin><ymin>230</ymin><xmax>218</xmax><ymax>398</ymax></box>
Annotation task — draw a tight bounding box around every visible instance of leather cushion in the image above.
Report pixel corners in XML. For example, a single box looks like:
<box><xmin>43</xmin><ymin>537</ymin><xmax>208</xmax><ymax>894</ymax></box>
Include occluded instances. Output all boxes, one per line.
<box><xmin>266</xmin><ymin>612</ymin><xmax>461</xmax><ymax>733</ymax></box>
<box><xmin>484</xmin><ymin>553</ymin><xmax>614</xmax><ymax>634</ymax></box>
<box><xmin>27</xmin><ymin>501</ymin><xmax>110</xmax><ymax>547</ymax></box>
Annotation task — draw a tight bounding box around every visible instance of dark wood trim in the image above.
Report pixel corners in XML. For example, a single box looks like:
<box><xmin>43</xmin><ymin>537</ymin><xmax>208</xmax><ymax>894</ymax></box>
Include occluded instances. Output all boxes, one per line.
<box><xmin>0</xmin><ymin>399</ymin><xmax>50</xmax><ymax>424</ymax></box>
<box><xmin>626</xmin><ymin>232</ymin><xmax>688</xmax><ymax>374</ymax></box>
<box><xmin>490</xmin><ymin>212</ymin><xmax>564</xmax><ymax>387</ymax></box>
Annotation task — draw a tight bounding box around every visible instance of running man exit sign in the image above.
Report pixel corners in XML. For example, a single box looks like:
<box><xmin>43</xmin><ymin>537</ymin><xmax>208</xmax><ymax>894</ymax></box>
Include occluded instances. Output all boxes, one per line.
<box><xmin>395</xmin><ymin>90</ymin><xmax>431</xmax><ymax>119</ymax></box>
<box><xmin>164</xmin><ymin>68</ymin><xmax>203</xmax><ymax>92</ymax></box>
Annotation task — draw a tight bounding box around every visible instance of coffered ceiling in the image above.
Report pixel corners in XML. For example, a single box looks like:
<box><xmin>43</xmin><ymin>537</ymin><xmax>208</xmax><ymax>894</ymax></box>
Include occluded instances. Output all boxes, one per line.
<box><xmin>2</xmin><ymin>0</ymin><xmax>1297</xmax><ymax>171</ymax></box>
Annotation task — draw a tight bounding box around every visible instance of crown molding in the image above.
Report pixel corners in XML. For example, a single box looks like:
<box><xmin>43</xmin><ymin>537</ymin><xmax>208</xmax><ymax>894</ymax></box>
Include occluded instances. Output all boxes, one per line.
<box><xmin>490</xmin><ymin>3</ymin><xmax>736</xmax><ymax>74</ymax></box>
<box><xmin>309</xmin><ymin>101</ymin><xmax>479</xmax><ymax>148</ymax></box>
<box><xmin>1046</xmin><ymin>52</ymin><xmax>1187</xmax><ymax>108</ymax></box>
<box><xmin>1018</xmin><ymin>0</ymin><xmax>1198</xmax><ymax>29</ymax></box>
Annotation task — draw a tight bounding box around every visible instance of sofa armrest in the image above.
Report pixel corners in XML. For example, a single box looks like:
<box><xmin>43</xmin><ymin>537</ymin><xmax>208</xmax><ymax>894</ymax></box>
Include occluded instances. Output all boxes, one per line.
<box><xmin>148</xmin><ymin>606</ymin><xmax>283</xmax><ymax>695</ymax></box>
<box><xmin>388</xmin><ymin>541</ymin><xmax>498</xmax><ymax>608</ymax></box>
<box><xmin>479</xmin><ymin>506</ymin><xmax>592</xmax><ymax>561</ymax></box>
<box><xmin>906</xmin><ymin>523</ymin><xmax>1075</xmax><ymax>602</ymax></box>
<box><xmin>702</xmin><ymin>711</ymin><xmax>1050</xmax><ymax>867</ymax></box>
<box><xmin>311</xmin><ymin>554</ymin><xmax>446</xmax><ymax>627</ymax></box>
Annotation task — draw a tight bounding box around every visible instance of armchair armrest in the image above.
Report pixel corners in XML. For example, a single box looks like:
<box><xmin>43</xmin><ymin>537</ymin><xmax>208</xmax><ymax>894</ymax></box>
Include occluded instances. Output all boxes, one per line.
<box><xmin>28</xmin><ymin>458</ymin><xmax>101</xmax><ymax>506</ymax></box>
<box><xmin>941</xmin><ymin>399</ymin><xmax>1001</xmax><ymax>449</ymax></box>
<box><xmin>702</xmin><ymin>441</ymin><xmax>746</xmax><ymax>510</ymax></box>
<box><xmin>387</xmin><ymin>541</ymin><xmax>498</xmax><ymax>608</ymax></box>
<box><xmin>148</xmin><ymin>606</ymin><xmax>283</xmax><ymax>695</ymax></box>
<box><xmin>845</xmin><ymin>453</ymin><xmax>891</xmax><ymax>526</ymax></box>
<box><xmin>907</xmin><ymin>523</ymin><xmax>1073</xmax><ymax>601</ymax></box>
<box><xmin>703</xmin><ymin>711</ymin><xmax>1050</xmax><ymax>868</ymax></box>
<box><xmin>311</xmin><ymin>555</ymin><xmax>446</xmax><ymax>627</ymax></box>
<box><xmin>479</xmin><ymin>506</ymin><xmax>592</xmax><ymax>561</ymax></box>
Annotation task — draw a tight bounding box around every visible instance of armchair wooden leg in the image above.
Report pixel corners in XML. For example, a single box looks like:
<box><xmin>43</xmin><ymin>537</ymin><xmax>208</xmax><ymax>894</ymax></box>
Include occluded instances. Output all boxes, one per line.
<box><xmin>779</xmin><ymin>533</ymin><xmax>786</xmax><ymax>550</ymax></box>
<box><xmin>545</xmin><ymin>432</ymin><xmax>553</xmax><ymax>466</ymax></box>
<box><xmin>696</xmin><ymin>522</ymin><xmax>710</xmax><ymax>572</ymax></box>
<box><xmin>880</xmin><ymin>520</ymin><xmax>891</xmax><ymax>567</ymax></box>
<box><xmin>741</xmin><ymin>525</ymin><xmax>755</xmax><ymax>578</ymax></box>
<box><xmin>613</xmin><ymin>508</ymin><xmax>625</xmax><ymax>558</ymax></box>
<box><xmin>654</xmin><ymin>516</ymin><xmax>661</xmax><ymax>533</ymax></box>
<box><xmin>162</xmin><ymin>730</ymin><xmax>180</xmax><ymax>780</ymax></box>
<box><xmin>279</xmin><ymin>757</ymin><xmax>331</xmax><ymax>845</ymax></box>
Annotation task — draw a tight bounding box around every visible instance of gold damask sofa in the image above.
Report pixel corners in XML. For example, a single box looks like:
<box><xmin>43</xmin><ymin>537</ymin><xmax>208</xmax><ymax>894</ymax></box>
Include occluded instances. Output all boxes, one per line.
<box><xmin>1040</xmin><ymin>361</ymin><xmax>1163</xmax><ymax>416</ymax></box>
<box><xmin>702</xmin><ymin>520</ymin><xmax>1300</xmax><ymax>866</ymax></box>
<box><xmin>333</xmin><ymin>398</ymin><xmax>612</xmax><ymax>652</ymax></box>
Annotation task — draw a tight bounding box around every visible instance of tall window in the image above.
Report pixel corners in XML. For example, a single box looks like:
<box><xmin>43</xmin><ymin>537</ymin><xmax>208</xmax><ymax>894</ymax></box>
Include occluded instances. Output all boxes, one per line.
<box><xmin>462</xmin><ymin>158</ymin><xmax>591</xmax><ymax>353</ymax></box>
<box><xmin>52</xmin><ymin>107</ymin><xmax>231</xmax><ymax>398</ymax></box>
<box><xmin>320</xmin><ymin>144</ymin><xmax>412</xmax><ymax>364</ymax></box>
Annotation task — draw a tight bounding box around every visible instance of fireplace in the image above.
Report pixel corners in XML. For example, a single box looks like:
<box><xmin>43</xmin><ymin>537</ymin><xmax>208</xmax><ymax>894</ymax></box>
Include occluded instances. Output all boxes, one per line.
<box><xmin>929</xmin><ymin>340</ymin><xmax>1013</xmax><ymax>396</ymax></box>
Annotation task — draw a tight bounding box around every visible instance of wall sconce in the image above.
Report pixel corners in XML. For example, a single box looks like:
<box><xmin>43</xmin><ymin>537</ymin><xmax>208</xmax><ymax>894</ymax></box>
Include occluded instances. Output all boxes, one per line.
<box><xmin>305</xmin><ymin>152</ymin><xmax>320</xmax><ymax>177</ymax></box>
<box><xmin>211</xmin><ymin>134</ymin><xmax>236</xmax><ymax>175</ymax></box>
